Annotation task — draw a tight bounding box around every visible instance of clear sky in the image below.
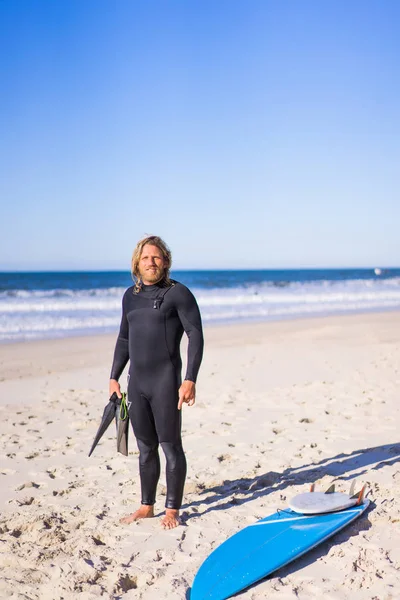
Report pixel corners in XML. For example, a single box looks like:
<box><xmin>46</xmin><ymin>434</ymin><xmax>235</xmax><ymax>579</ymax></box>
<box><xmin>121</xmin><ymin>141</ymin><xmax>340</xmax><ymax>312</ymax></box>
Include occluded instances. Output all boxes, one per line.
<box><xmin>0</xmin><ymin>0</ymin><xmax>399</xmax><ymax>271</ymax></box>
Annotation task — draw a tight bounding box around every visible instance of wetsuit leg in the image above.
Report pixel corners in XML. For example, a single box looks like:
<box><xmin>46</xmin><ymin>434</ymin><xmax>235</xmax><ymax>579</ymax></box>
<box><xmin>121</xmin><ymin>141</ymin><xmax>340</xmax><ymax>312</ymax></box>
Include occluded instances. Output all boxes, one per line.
<box><xmin>128</xmin><ymin>384</ymin><xmax>160</xmax><ymax>506</ymax></box>
<box><xmin>150</xmin><ymin>372</ymin><xmax>187</xmax><ymax>509</ymax></box>
<box><xmin>137</xmin><ymin>437</ymin><xmax>160</xmax><ymax>505</ymax></box>
<box><xmin>160</xmin><ymin>441</ymin><xmax>187</xmax><ymax>509</ymax></box>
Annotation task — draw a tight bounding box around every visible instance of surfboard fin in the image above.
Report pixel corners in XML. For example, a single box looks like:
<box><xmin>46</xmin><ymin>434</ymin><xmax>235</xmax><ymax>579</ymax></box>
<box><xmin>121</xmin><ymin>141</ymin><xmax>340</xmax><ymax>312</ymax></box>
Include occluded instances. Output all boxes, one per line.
<box><xmin>349</xmin><ymin>480</ymin><xmax>357</xmax><ymax>497</ymax></box>
<box><xmin>350</xmin><ymin>484</ymin><xmax>367</xmax><ymax>505</ymax></box>
<box><xmin>324</xmin><ymin>484</ymin><xmax>335</xmax><ymax>494</ymax></box>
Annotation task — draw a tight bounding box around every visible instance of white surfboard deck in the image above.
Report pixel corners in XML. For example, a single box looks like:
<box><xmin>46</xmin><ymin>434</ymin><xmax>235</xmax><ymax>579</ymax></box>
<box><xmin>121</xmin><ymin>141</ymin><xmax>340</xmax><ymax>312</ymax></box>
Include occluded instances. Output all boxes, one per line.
<box><xmin>289</xmin><ymin>491</ymin><xmax>359</xmax><ymax>514</ymax></box>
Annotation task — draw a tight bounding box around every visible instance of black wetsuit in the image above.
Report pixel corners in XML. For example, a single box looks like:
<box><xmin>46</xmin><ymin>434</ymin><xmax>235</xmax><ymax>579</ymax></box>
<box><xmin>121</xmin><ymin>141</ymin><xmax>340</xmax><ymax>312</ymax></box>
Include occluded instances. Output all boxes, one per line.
<box><xmin>110</xmin><ymin>280</ymin><xmax>203</xmax><ymax>509</ymax></box>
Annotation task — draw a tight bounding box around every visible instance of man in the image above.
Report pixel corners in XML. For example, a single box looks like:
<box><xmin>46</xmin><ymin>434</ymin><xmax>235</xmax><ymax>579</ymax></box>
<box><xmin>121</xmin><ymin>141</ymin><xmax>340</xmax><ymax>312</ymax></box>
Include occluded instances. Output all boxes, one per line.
<box><xmin>109</xmin><ymin>235</ymin><xmax>204</xmax><ymax>529</ymax></box>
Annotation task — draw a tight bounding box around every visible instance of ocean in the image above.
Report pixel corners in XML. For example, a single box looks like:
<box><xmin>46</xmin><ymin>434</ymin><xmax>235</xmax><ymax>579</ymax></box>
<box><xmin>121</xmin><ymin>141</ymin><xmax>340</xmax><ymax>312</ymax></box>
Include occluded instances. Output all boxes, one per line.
<box><xmin>0</xmin><ymin>268</ymin><xmax>399</xmax><ymax>342</ymax></box>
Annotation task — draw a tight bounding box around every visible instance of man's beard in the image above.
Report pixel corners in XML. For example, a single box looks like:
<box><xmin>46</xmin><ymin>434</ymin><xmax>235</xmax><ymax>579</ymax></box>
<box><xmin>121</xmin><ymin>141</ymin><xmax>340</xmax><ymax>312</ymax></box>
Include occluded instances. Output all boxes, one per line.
<box><xmin>141</xmin><ymin>266</ymin><xmax>165</xmax><ymax>284</ymax></box>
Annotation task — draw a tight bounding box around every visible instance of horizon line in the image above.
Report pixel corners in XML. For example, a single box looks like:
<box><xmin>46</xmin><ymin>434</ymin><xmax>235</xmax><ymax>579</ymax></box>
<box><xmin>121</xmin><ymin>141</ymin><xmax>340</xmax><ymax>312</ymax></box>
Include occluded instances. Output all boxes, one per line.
<box><xmin>0</xmin><ymin>266</ymin><xmax>399</xmax><ymax>274</ymax></box>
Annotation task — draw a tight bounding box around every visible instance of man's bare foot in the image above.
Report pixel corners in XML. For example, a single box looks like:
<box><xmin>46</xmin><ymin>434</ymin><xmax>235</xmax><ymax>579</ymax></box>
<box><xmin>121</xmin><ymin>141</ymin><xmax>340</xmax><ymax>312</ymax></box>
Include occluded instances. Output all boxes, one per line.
<box><xmin>119</xmin><ymin>504</ymin><xmax>154</xmax><ymax>524</ymax></box>
<box><xmin>161</xmin><ymin>508</ymin><xmax>181</xmax><ymax>530</ymax></box>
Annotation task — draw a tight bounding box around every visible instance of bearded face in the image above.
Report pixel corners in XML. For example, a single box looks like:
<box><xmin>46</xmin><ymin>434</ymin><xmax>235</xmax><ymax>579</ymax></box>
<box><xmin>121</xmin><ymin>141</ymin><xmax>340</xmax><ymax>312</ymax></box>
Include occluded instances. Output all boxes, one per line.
<box><xmin>138</xmin><ymin>244</ymin><xmax>167</xmax><ymax>285</ymax></box>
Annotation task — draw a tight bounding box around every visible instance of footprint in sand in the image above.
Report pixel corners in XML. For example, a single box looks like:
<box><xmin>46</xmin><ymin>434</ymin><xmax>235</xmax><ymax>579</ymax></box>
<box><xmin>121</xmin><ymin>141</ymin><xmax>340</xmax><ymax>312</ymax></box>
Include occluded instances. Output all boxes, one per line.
<box><xmin>16</xmin><ymin>497</ymin><xmax>35</xmax><ymax>506</ymax></box>
<box><xmin>185</xmin><ymin>481</ymin><xmax>205</xmax><ymax>494</ymax></box>
<box><xmin>114</xmin><ymin>574</ymin><xmax>138</xmax><ymax>594</ymax></box>
<box><xmin>25</xmin><ymin>452</ymin><xmax>39</xmax><ymax>460</ymax></box>
<box><xmin>16</xmin><ymin>481</ymin><xmax>40</xmax><ymax>491</ymax></box>
<box><xmin>217</xmin><ymin>454</ymin><xmax>231</xmax><ymax>463</ymax></box>
<box><xmin>9</xmin><ymin>528</ymin><xmax>23</xmax><ymax>538</ymax></box>
<box><xmin>92</xmin><ymin>535</ymin><xmax>106</xmax><ymax>546</ymax></box>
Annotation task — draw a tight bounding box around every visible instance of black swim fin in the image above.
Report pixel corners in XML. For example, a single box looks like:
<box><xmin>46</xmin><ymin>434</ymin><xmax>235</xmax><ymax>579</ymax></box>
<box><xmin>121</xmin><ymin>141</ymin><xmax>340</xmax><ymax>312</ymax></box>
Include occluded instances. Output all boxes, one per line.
<box><xmin>89</xmin><ymin>392</ymin><xmax>127</xmax><ymax>457</ymax></box>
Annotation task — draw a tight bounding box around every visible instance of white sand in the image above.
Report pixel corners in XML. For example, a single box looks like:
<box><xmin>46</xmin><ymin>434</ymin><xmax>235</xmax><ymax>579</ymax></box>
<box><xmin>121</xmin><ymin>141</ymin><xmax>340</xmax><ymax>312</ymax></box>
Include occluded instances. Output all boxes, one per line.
<box><xmin>0</xmin><ymin>311</ymin><xmax>399</xmax><ymax>599</ymax></box>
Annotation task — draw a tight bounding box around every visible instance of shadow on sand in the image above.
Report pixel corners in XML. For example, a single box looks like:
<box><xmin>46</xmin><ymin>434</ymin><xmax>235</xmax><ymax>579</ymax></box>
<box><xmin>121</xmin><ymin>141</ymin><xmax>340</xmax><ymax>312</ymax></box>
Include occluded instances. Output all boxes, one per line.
<box><xmin>182</xmin><ymin>442</ymin><xmax>399</xmax><ymax>521</ymax></box>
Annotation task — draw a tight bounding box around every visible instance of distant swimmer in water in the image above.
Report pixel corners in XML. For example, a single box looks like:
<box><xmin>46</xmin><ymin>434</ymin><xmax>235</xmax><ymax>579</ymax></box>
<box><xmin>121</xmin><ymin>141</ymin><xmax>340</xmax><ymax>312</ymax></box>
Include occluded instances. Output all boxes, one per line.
<box><xmin>109</xmin><ymin>236</ymin><xmax>204</xmax><ymax>529</ymax></box>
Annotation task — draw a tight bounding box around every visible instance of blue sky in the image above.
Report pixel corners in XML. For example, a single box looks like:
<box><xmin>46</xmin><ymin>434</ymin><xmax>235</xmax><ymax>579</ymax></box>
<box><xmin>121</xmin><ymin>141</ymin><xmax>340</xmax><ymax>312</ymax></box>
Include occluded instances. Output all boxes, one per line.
<box><xmin>0</xmin><ymin>0</ymin><xmax>399</xmax><ymax>270</ymax></box>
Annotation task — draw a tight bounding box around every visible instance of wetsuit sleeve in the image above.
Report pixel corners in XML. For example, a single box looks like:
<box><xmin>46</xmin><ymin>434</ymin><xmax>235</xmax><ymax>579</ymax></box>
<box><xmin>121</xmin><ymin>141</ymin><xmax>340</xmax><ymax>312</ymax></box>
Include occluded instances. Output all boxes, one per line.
<box><xmin>175</xmin><ymin>285</ymin><xmax>204</xmax><ymax>383</ymax></box>
<box><xmin>110</xmin><ymin>291</ymin><xmax>130</xmax><ymax>380</ymax></box>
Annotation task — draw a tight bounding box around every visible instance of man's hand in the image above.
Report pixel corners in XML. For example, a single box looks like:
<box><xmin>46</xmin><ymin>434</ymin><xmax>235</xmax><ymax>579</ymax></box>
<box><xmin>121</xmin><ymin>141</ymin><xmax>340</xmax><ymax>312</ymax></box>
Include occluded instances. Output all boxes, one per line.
<box><xmin>178</xmin><ymin>380</ymin><xmax>196</xmax><ymax>410</ymax></box>
<box><xmin>109</xmin><ymin>379</ymin><xmax>122</xmax><ymax>398</ymax></box>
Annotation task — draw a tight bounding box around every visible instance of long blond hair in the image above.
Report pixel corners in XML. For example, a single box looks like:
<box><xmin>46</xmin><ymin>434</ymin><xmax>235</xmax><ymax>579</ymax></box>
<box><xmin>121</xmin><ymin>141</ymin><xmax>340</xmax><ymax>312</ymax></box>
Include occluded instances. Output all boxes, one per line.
<box><xmin>131</xmin><ymin>235</ymin><xmax>172</xmax><ymax>293</ymax></box>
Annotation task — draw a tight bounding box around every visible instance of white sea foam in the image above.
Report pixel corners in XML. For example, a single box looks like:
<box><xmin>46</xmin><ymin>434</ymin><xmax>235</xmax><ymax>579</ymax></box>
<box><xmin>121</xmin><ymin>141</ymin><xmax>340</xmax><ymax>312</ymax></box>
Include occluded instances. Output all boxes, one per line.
<box><xmin>1</xmin><ymin>277</ymin><xmax>399</xmax><ymax>341</ymax></box>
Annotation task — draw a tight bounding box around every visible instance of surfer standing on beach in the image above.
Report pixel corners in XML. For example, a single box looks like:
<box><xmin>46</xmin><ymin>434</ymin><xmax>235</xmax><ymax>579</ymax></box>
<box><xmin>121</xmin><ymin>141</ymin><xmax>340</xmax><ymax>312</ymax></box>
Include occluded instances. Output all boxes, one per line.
<box><xmin>109</xmin><ymin>236</ymin><xmax>204</xmax><ymax>529</ymax></box>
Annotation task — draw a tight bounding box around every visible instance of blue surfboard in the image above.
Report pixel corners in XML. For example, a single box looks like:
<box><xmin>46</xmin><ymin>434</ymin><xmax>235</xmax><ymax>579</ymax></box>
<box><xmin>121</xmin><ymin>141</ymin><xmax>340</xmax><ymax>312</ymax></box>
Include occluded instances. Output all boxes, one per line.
<box><xmin>191</xmin><ymin>500</ymin><xmax>370</xmax><ymax>600</ymax></box>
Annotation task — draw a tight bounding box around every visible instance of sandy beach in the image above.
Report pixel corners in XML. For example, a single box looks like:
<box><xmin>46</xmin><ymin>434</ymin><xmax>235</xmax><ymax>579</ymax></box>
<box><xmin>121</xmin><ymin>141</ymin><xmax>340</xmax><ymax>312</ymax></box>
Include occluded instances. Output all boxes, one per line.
<box><xmin>0</xmin><ymin>311</ymin><xmax>399</xmax><ymax>600</ymax></box>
